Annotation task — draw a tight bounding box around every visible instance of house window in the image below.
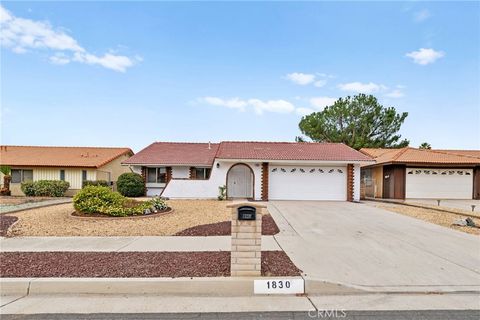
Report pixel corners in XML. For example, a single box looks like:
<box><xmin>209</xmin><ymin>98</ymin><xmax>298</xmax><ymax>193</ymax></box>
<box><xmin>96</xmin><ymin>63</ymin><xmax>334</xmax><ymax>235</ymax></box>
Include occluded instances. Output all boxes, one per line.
<box><xmin>82</xmin><ymin>170</ymin><xmax>87</xmax><ymax>181</ymax></box>
<box><xmin>147</xmin><ymin>167</ymin><xmax>166</xmax><ymax>183</ymax></box>
<box><xmin>60</xmin><ymin>170</ymin><xmax>65</xmax><ymax>181</ymax></box>
<box><xmin>194</xmin><ymin>168</ymin><xmax>211</xmax><ymax>180</ymax></box>
<box><xmin>11</xmin><ymin>169</ymin><xmax>33</xmax><ymax>183</ymax></box>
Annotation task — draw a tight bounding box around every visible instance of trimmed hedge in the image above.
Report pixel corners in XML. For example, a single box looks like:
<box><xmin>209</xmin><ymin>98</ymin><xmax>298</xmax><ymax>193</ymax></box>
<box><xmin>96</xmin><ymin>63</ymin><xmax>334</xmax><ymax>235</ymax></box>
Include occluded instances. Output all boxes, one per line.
<box><xmin>21</xmin><ymin>180</ymin><xmax>70</xmax><ymax>197</ymax></box>
<box><xmin>117</xmin><ymin>173</ymin><xmax>145</xmax><ymax>197</ymax></box>
<box><xmin>82</xmin><ymin>180</ymin><xmax>109</xmax><ymax>188</ymax></box>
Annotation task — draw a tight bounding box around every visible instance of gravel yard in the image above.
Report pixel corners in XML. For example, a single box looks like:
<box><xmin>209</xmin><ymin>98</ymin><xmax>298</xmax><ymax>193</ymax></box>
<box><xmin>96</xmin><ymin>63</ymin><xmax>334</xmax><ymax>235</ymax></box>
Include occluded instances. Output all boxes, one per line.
<box><xmin>174</xmin><ymin>215</ymin><xmax>280</xmax><ymax>236</ymax></box>
<box><xmin>6</xmin><ymin>200</ymin><xmax>234</xmax><ymax>237</ymax></box>
<box><xmin>0</xmin><ymin>215</ymin><xmax>18</xmax><ymax>237</ymax></box>
<box><xmin>0</xmin><ymin>251</ymin><xmax>300</xmax><ymax>277</ymax></box>
<box><xmin>370</xmin><ymin>203</ymin><xmax>480</xmax><ymax>235</ymax></box>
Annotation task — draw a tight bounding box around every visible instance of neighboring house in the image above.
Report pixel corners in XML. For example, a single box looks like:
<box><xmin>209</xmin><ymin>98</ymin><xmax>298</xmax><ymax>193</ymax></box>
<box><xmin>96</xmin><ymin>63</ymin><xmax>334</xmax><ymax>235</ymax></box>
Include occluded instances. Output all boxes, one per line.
<box><xmin>0</xmin><ymin>146</ymin><xmax>133</xmax><ymax>196</ymax></box>
<box><xmin>360</xmin><ymin>148</ymin><xmax>480</xmax><ymax>200</ymax></box>
<box><xmin>122</xmin><ymin>141</ymin><xmax>373</xmax><ymax>201</ymax></box>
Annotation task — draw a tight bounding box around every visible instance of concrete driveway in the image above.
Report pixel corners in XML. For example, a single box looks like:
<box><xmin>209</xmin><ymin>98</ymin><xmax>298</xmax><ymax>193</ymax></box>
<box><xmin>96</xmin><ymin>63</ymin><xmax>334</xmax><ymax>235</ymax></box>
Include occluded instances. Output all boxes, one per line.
<box><xmin>268</xmin><ymin>201</ymin><xmax>480</xmax><ymax>293</ymax></box>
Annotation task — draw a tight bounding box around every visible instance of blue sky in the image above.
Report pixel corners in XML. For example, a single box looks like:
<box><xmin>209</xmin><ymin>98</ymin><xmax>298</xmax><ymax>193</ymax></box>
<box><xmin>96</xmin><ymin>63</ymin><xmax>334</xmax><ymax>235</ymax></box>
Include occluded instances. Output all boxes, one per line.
<box><xmin>1</xmin><ymin>1</ymin><xmax>479</xmax><ymax>152</ymax></box>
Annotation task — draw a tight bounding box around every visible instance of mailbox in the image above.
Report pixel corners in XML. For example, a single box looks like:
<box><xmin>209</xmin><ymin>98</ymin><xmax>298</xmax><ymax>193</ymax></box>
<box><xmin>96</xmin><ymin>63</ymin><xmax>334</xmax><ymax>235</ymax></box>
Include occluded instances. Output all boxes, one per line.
<box><xmin>237</xmin><ymin>206</ymin><xmax>256</xmax><ymax>220</ymax></box>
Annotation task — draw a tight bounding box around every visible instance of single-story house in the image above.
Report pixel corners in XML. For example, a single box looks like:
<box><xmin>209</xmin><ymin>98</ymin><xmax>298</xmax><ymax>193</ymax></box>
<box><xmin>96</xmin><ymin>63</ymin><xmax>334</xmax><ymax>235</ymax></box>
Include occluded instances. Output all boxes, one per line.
<box><xmin>360</xmin><ymin>147</ymin><xmax>480</xmax><ymax>200</ymax></box>
<box><xmin>122</xmin><ymin>141</ymin><xmax>373</xmax><ymax>201</ymax></box>
<box><xmin>0</xmin><ymin>145</ymin><xmax>133</xmax><ymax>196</ymax></box>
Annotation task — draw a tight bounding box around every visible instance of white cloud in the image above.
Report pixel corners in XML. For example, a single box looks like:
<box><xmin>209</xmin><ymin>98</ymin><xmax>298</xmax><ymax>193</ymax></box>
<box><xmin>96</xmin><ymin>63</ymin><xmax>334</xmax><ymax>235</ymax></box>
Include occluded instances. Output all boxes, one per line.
<box><xmin>406</xmin><ymin>48</ymin><xmax>444</xmax><ymax>65</ymax></box>
<box><xmin>338</xmin><ymin>82</ymin><xmax>386</xmax><ymax>94</ymax></box>
<box><xmin>248</xmin><ymin>99</ymin><xmax>296</xmax><ymax>115</ymax></box>
<box><xmin>199</xmin><ymin>97</ymin><xmax>247</xmax><ymax>111</ymax></box>
<box><xmin>285</xmin><ymin>72</ymin><xmax>315</xmax><ymax>85</ymax></box>
<box><xmin>49</xmin><ymin>53</ymin><xmax>70</xmax><ymax>65</ymax></box>
<box><xmin>414</xmin><ymin>9</ymin><xmax>431</xmax><ymax>22</ymax></box>
<box><xmin>313</xmin><ymin>79</ymin><xmax>327</xmax><ymax>88</ymax></box>
<box><xmin>199</xmin><ymin>96</ymin><xmax>301</xmax><ymax>115</ymax></box>
<box><xmin>385</xmin><ymin>89</ymin><xmax>404</xmax><ymax>98</ymax></box>
<box><xmin>309</xmin><ymin>97</ymin><xmax>337</xmax><ymax>110</ymax></box>
<box><xmin>0</xmin><ymin>5</ymin><xmax>138</xmax><ymax>72</ymax></box>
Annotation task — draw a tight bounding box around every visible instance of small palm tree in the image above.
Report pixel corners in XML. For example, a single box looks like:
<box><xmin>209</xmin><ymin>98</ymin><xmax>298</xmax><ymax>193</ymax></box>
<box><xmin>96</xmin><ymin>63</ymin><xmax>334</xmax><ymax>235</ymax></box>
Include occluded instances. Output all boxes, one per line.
<box><xmin>419</xmin><ymin>142</ymin><xmax>432</xmax><ymax>150</ymax></box>
<box><xmin>0</xmin><ymin>165</ymin><xmax>12</xmax><ymax>196</ymax></box>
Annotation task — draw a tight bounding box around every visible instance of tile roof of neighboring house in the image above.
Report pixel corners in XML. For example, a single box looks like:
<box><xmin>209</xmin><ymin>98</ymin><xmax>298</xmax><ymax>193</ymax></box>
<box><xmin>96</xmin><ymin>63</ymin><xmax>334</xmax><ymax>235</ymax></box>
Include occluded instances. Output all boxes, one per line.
<box><xmin>360</xmin><ymin>147</ymin><xmax>480</xmax><ymax>166</ymax></box>
<box><xmin>216</xmin><ymin>142</ymin><xmax>373</xmax><ymax>161</ymax></box>
<box><xmin>0</xmin><ymin>146</ymin><xmax>133</xmax><ymax>168</ymax></box>
<box><xmin>123</xmin><ymin>142</ymin><xmax>220</xmax><ymax>166</ymax></box>
<box><xmin>124</xmin><ymin>141</ymin><xmax>373</xmax><ymax>166</ymax></box>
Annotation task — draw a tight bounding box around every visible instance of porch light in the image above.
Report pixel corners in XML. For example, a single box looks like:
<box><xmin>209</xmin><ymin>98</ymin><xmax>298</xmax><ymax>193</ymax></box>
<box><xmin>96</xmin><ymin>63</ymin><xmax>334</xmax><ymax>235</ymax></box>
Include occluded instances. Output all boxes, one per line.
<box><xmin>216</xmin><ymin>163</ymin><xmax>220</xmax><ymax>168</ymax></box>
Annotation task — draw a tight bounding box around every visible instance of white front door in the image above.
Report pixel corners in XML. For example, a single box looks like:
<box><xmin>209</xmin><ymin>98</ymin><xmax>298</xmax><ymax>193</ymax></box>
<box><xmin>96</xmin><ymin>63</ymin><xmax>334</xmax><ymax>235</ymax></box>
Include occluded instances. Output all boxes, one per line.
<box><xmin>406</xmin><ymin>168</ymin><xmax>473</xmax><ymax>199</ymax></box>
<box><xmin>227</xmin><ymin>164</ymin><xmax>254</xmax><ymax>198</ymax></box>
<box><xmin>269</xmin><ymin>166</ymin><xmax>347</xmax><ymax>201</ymax></box>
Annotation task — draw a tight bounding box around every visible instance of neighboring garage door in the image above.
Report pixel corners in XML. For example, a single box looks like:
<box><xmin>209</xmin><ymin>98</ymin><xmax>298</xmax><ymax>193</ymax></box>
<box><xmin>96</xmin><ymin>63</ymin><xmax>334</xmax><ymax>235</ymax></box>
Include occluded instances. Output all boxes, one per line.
<box><xmin>269</xmin><ymin>165</ymin><xmax>347</xmax><ymax>200</ymax></box>
<box><xmin>406</xmin><ymin>168</ymin><xmax>473</xmax><ymax>199</ymax></box>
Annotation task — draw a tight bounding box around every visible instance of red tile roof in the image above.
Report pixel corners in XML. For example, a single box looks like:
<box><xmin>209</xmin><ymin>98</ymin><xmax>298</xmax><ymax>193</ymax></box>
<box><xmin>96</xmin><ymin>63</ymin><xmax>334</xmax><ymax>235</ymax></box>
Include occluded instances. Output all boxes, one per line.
<box><xmin>0</xmin><ymin>146</ymin><xmax>133</xmax><ymax>168</ymax></box>
<box><xmin>360</xmin><ymin>147</ymin><xmax>480</xmax><ymax>166</ymax></box>
<box><xmin>124</xmin><ymin>141</ymin><xmax>372</xmax><ymax>166</ymax></box>
<box><xmin>216</xmin><ymin>142</ymin><xmax>373</xmax><ymax>161</ymax></box>
<box><xmin>123</xmin><ymin>142</ymin><xmax>220</xmax><ymax>166</ymax></box>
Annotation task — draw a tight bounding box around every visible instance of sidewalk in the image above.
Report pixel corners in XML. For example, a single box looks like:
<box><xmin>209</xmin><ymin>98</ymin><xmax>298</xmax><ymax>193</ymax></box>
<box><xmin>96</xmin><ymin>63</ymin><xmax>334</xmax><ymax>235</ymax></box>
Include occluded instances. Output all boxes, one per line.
<box><xmin>0</xmin><ymin>198</ymin><xmax>72</xmax><ymax>214</ymax></box>
<box><xmin>1</xmin><ymin>293</ymin><xmax>479</xmax><ymax>315</ymax></box>
<box><xmin>0</xmin><ymin>236</ymin><xmax>281</xmax><ymax>252</ymax></box>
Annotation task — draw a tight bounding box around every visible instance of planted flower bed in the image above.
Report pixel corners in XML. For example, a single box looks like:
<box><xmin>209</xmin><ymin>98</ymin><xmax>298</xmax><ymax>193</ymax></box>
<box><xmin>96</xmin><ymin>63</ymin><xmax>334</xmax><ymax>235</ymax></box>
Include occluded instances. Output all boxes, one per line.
<box><xmin>73</xmin><ymin>186</ymin><xmax>170</xmax><ymax>217</ymax></box>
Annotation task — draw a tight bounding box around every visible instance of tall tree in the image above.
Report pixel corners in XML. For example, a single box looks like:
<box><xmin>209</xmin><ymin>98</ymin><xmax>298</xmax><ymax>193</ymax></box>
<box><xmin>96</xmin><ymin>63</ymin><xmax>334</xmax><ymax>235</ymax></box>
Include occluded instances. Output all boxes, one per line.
<box><xmin>419</xmin><ymin>142</ymin><xmax>432</xmax><ymax>149</ymax></box>
<box><xmin>298</xmin><ymin>94</ymin><xmax>409</xmax><ymax>150</ymax></box>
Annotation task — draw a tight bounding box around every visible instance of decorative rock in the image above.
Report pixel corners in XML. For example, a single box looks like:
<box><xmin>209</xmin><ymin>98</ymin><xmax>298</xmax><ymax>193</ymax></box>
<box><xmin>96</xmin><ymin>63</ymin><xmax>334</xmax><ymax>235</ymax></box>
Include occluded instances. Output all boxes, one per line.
<box><xmin>466</xmin><ymin>218</ymin><xmax>476</xmax><ymax>227</ymax></box>
<box><xmin>452</xmin><ymin>219</ymin><xmax>467</xmax><ymax>226</ymax></box>
<box><xmin>143</xmin><ymin>208</ymin><xmax>151</xmax><ymax>215</ymax></box>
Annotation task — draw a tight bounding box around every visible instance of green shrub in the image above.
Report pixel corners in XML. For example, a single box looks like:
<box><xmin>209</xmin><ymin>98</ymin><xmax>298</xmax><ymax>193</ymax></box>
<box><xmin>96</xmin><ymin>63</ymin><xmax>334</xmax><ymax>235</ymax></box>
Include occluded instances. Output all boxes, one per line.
<box><xmin>73</xmin><ymin>186</ymin><xmax>125</xmax><ymax>214</ymax></box>
<box><xmin>82</xmin><ymin>180</ymin><xmax>109</xmax><ymax>188</ymax></box>
<box><xmin>117</xmin><ymin>173</ymin><xmax>145</xmax><ymax>197</ymax></box>
<box><xmin>73</xmin><ymin>186</ymin><xmax>164</xmax><ymax>217</ymax></box>
<box><xmin>21</xmin><ymin>180</ymin><xmax>70</xmax><ymax>197</ymax></box>
<box><xmin>151</xmin><ymin>196</ymin><xmax>167</xmax><ymax>210</ymax></box>
<box><xmin>21</xmin><ymin>181</ymin><xmax>36</xmax><ymax>196</ymax></box>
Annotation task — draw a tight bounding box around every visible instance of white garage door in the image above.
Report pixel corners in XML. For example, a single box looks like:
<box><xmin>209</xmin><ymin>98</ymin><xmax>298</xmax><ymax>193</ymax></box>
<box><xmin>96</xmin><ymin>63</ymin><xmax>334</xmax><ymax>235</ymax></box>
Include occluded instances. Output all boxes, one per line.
<box><xmin>269</xmin><ymin>166</ymin><xmax>347</xmax><ymax>200</ymax></box>
<box><xmin>406</xmin><ymin>168</ymin><xmax>473</xmax><ymax>199</ymax></box>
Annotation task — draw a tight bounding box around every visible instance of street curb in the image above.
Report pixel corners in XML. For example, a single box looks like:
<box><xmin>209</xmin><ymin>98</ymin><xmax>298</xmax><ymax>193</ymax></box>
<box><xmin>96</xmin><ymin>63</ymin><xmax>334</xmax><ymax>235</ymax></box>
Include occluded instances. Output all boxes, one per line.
<box><xmin>3</xmin><ymin>278</ymin><xmax>478</xmax><ymax>297</ymax></box>
<box><xmin>1</xmin><ymin>277</ymin><xmax>365</xmax><ymax>296</ymax></box>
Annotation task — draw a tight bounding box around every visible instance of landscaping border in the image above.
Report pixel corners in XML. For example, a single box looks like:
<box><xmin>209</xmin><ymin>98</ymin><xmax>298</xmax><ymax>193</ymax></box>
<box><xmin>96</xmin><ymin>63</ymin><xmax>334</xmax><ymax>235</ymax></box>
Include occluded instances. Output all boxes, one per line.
<box><xmin>69</xmin><ymin>208</ymin><xmax>174</xmax><ymax>220</ymax></box>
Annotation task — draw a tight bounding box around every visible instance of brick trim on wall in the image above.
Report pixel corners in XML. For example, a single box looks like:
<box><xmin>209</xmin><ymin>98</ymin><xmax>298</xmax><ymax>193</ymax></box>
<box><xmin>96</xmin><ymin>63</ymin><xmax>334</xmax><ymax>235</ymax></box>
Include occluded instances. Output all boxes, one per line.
<box><xmin>261</xmin><ymin>162</ymin><xmax>269</xmax><ymax>201</ymax></box>
<box><xmin>141</xmin><ymin>166</ymin><xmax>147</xmax><ymax>196</ymax></box>
<box><xmin>347</xmin><ymin>164</ymin><xmax>354</xmax><ymax>202</ymax></box>
<box><xmin>189</xmin><ymin>167</ymin><xmax>196</xmax><ymax>180</ymax></box>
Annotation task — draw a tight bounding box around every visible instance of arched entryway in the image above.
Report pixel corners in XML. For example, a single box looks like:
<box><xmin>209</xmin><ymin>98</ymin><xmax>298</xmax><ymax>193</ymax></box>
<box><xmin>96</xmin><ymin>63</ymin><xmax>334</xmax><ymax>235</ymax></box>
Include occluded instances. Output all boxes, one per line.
<box><xmin>227</xmin><ymin>163</ymin><xmax>254</xmax><ymax>199</ymax></box>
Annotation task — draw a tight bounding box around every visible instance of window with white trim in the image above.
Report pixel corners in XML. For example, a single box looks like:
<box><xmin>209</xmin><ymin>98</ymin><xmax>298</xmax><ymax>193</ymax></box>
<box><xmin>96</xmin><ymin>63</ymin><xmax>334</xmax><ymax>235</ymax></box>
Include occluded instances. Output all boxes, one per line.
<box><xmin>194</xmin><ymin>168</ymin><xmax>211</xmax><ymax>180</ymax></box>
<box><xmin>147</xmin><ymin>167</ymin><xmax>166</xmax><ymax>183</ymax></box>
<box><xmin>11</xmin><ymin>169</ymin><xmax>33</xmax><ymax>183</ymax></box>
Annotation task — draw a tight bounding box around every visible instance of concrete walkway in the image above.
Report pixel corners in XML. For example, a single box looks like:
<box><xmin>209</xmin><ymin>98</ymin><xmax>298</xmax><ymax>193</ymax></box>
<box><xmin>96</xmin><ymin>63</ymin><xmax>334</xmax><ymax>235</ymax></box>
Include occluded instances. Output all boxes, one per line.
<box><xmin>0</xmin><ymin>198</ymin><xmax>72</xmax><ymax>214</ymax></box>
<box><xmin>1</xmin><ymin>293</ymin><xmax>479</xmax><ymax>315</ymax></box>
<box><xmin>0</xmin><ymin>236</ymin><xmax>281</xmax><ymax>252</ymax></box>
<box><xmin>268</xmin><ymin>201</ymin><xmax>480</xmax><ymax>293</ymax></box>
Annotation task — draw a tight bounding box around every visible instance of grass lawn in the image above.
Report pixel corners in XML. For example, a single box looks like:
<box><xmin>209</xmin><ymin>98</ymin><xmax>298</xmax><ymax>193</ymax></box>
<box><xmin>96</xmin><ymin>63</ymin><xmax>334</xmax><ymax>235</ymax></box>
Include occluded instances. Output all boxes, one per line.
<box><xmin>5</xmin><ymin>200</ymin><xmax>234</xmax><ymax>237</ymax></box>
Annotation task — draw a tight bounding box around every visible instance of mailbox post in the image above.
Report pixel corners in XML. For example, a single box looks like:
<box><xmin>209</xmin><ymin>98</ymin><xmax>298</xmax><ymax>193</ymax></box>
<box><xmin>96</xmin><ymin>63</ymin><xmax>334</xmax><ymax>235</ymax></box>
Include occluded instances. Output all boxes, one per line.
<box><xmin>227</xmin><ymin>202</ymin><xmax>266</xmax><ymax>276</ymax></box>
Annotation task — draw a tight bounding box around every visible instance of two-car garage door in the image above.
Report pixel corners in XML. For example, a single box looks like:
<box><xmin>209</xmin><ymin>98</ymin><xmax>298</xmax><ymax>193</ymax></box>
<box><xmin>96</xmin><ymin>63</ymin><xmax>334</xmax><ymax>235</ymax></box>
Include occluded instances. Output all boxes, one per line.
<box><xmin>269</xmin><ymin>165</ymin><xmax>347</xmax><ymax>200</ymax></box>
<box><xmin>405</xmin><ymin>168</ymin><xmax>473</xmax><ymax>199</ymax></box>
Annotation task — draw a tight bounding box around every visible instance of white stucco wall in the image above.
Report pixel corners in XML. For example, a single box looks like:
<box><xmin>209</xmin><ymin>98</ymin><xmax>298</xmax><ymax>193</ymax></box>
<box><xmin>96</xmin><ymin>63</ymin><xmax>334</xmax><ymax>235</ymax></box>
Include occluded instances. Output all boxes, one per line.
<box><xmin>163</xmin><ymin>160</ymin><xmax>262</xmax><ymax>200</ymax></box>
<box><xmin>172</xmin><ymin>166</ymin><xmax>190</xmax><ymax>179</ymax></box>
